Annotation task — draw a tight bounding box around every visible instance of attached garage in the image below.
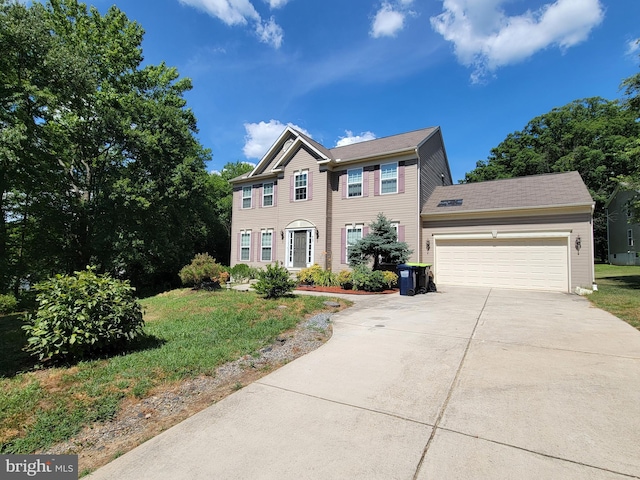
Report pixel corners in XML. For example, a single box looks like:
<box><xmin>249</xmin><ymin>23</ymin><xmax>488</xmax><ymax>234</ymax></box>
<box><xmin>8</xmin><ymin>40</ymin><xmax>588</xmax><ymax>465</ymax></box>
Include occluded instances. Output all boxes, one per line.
<box><xmin>434</xmin><ymin>235</ymin><xmax>570</xmax><ymax>292</ymax></box>
<box><xmin>421</xmin><ymin>172</ymin><xmax>595</xmax><ymax>293</ymax></box>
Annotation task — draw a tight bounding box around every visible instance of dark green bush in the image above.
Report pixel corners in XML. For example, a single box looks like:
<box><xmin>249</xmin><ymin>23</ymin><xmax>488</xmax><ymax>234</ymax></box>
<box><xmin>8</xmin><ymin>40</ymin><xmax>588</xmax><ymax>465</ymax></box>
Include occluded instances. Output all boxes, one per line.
<box><xmin>179</xmin><ymin>253</ymin><xmax>229</xmax><ymax>289</ymax></box>
<box><xmin>23</xmin><ymin>267</ymin><xmax>145</xmax><ymax>362</ymax></box>
<box><xmin>253</xmin><ymin>263</ymin><xmax>297</xmax><ymax>299</ymax></box>
<box><xmin>0</xmin><ymin>294</ymin><xmax>18</xmax><ymax>314</ymax></box>
<box><xmin>352</xmin><ymin>265</ymin><xmax>387</xmax><ymax>292</ymax></box>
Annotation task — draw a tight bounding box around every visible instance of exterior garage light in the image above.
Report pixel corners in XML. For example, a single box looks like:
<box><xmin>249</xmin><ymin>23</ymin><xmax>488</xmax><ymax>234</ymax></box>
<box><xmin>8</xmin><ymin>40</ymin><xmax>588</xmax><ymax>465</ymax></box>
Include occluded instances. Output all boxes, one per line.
<box><xmin>575</xmin><ymin>235</ymin><xmax>582</xmax><ymax>254</ymax></box>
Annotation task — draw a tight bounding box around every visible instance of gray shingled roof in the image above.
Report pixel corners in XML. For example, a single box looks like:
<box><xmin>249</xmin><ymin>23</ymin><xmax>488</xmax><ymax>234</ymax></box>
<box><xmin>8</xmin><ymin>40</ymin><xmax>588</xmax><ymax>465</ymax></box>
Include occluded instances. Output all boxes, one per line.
<box><xmin>294</xmin><ymin>129</ymin><xmax>334</xmax><ymax>160</ymax></box>
<box><xmin>231</xmin><ymin>126</ymin><xmax>439</xmax><ymax>183</ymax></box>
<box><xmin>422</xmin><ymin>171</ymin><xmax>593</xmax><ymax>215</ymax></box>
<box><xmin>329</xmin><ymin>127</ymin><xmax>437</xmax><ymax>162</ymax></box>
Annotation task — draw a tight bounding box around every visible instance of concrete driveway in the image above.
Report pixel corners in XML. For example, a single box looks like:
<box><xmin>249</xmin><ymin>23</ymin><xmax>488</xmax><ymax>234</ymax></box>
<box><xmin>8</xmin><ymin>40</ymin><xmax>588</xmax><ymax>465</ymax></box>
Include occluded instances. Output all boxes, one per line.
<box><xmin>88</xmin><ymin>287</ymin><xmax>640</xmax><ymax>479</ymax></box>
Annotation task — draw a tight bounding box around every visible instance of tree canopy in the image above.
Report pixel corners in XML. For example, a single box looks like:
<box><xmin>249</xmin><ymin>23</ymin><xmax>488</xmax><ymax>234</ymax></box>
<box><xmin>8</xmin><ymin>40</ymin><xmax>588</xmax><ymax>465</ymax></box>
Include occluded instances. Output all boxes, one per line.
<box><xmin>463</xmin><ymin>96</ymin><xmax>640</xmax><ymax>260</ymax></box>
<box><xmin>348</xmin><ymin>213</ymin><xmax>412</xmax><ymax>270</ymax></box>
<box><xmin>0</xmin><ymin>0</ymin><xmax>224</xmax><ymax>294</ymax></box>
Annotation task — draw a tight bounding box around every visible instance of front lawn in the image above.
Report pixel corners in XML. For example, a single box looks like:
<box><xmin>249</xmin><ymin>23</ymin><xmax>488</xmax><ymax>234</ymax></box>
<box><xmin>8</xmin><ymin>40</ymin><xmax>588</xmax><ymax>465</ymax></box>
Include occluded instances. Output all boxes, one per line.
<box><xmin>0</xmin><ymin>289</ymin><xmax>349</xmax><ymax>455</ymax></box>
<box><xmin>589</xmin><ymin>264</ymin><xmax>640</xmax><ymax>330</ymax></box>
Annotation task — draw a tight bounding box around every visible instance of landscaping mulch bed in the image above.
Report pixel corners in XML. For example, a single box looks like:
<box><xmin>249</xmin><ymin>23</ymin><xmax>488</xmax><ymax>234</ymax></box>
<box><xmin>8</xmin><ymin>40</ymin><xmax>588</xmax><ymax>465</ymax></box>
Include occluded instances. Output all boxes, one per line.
<box><xmin>295</xmin><ymin>285</ymin><xmax>398</xmax><ymax>295</ymax></box>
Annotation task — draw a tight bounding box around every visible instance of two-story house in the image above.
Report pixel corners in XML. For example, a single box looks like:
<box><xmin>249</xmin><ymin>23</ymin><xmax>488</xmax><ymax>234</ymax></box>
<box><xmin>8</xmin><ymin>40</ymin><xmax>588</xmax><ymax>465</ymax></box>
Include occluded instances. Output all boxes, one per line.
<box><xmin>230</xmin><ymin>127</ymin><xmax>595</xmax><ymax>292</ymax></box>
<box><xmin>230</xmin><ymin>126</ymin><xmax>451</xmax><ymax>273</ymax></box>
<box><xmin>606</xmin><ymin>186</ymin><xmax>640</xmax><ymax>265</ymax></box>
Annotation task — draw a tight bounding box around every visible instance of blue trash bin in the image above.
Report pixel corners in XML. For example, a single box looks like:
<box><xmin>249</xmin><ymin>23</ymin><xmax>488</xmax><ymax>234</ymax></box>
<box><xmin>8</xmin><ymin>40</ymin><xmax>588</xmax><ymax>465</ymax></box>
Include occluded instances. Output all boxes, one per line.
<box><xmin>397</xmin><ymin>264</ymin><xmax>416</xmax><ymax>296</ymax></box>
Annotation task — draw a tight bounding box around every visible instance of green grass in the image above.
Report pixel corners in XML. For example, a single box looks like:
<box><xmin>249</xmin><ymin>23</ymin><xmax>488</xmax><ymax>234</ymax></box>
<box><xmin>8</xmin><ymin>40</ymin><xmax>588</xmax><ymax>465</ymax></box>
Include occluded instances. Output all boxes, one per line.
<box><xmin>589</xmin><ymin>264</ymin><xmax>640</xmax><ymax>330</ymax></box>
<box><xmin>0</xmin><ymin>289</ymin><xmax>348</xmax><ymax>454</ymax></box>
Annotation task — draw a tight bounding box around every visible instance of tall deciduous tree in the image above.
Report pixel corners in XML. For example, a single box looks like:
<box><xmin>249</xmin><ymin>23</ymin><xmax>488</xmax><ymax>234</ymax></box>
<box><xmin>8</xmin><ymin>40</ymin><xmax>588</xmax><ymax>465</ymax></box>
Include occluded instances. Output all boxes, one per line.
<box><xmin>618</xmin><ymin>41</ymin><xmax>640</xmax><ymax>220</ymax></box>
<box><xmin>463</xmin><ymin>97</ymin><xmax>640</xmax><ymax>260</ymax></box>
<box><xmin>0</xmin><ymin>0</ymin><xmax>215</xmax><ymax>293</ymax></box>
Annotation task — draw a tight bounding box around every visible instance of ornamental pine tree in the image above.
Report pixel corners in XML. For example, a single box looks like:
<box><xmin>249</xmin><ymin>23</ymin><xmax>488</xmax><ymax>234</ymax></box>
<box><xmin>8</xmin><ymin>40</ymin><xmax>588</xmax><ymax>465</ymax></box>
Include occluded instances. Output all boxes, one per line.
<box><xmin>348</xmin><ymin>213</ymin><xmax>412</xmax><ymax>270</ymax></box>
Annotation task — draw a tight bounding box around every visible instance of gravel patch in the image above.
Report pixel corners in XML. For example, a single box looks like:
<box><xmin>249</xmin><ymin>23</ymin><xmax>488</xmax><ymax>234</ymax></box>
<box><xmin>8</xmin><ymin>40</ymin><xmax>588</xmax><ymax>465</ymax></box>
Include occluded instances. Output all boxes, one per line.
<box><xmin>42</xmin><ymin>308</ymin><xmax>340</xmax><ymax>475</ymax></box>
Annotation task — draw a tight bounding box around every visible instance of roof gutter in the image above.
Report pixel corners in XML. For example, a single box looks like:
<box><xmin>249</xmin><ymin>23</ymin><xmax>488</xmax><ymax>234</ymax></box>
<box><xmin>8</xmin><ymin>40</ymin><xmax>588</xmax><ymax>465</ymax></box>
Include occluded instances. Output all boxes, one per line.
<box><xmin>421</xmin><ymin>201</ymin><xmax>595</xmax><ymax>218</ymax></box>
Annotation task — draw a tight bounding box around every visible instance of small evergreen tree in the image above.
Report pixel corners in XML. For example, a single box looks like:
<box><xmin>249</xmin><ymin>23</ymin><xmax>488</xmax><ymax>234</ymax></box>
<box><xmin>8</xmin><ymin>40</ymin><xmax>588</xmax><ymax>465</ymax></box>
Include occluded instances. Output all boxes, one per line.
<box><xmin>348</xmin><ymin>213</ymin><xmax>412</xmax><ymax>270</ymax></box>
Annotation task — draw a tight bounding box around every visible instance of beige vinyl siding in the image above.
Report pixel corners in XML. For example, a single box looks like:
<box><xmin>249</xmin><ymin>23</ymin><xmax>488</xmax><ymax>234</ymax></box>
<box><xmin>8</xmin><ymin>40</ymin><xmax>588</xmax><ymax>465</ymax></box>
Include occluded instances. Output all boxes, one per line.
<box><xmin>418</xmin><ymin>129</ymin><xmax>453</xmax><ymax>212</ymax></box>
<box><xmin>231</xmin><ymin>145</ymin><xmax>330</xmax><ymax>270</ymax></box>
<box><xmin>421</xmin><ymin>210</ymin><xmax>594</xmax><ymax>290</ymax></box>
<box><xmin>328</xmin><ymin>157</ymin><xmax>420</xmax><ymax>272</ymax></box>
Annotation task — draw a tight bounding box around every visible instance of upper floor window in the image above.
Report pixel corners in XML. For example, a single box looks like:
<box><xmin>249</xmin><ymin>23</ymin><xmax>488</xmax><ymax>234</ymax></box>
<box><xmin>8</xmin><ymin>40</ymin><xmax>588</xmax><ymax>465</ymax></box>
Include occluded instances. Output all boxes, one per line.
<box><xmin>294</xmin><ymin>171</ymin><xmax>308</xmax><ymax>201</ymax></box>
<box><xmin>242</xmin><ymin>186</ymin><xmax>252</xmax><ymax>209</ymax></box>
<box><xmin>263</xmin><ymin>182</ymin><xmax>274</xmax><ymax>207</ymax></box>
<box><xmin>380</xmin><ymin>162</ymin><xmax>398</xmax><ymax>194</ymax></box>
<box><xmin>240</xmin><ymin>231</ymin><xmax>251</xmax><ymax>261</ymax></box>
<box><xmin>347</xmin><ymin>168</ymin><xmax>363</xmax><ymax>198</ymax></box>
<box><xmin>628</xmin><ymin>229</ymin><xmax>634</xmax><ymax>247</ymax></box>
<box><xmin>261</xmin><ymin>230</ymin><xmax>273</xmax><ymax>261</ymax></box>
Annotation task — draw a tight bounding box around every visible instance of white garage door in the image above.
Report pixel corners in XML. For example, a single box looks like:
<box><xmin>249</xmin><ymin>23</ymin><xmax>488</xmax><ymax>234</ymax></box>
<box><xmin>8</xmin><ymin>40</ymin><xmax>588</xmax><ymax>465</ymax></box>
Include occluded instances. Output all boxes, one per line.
<box><xmin>435</xmin><ymin>237</ymin><xmax>569</xmax><ymax>292</ymax></box>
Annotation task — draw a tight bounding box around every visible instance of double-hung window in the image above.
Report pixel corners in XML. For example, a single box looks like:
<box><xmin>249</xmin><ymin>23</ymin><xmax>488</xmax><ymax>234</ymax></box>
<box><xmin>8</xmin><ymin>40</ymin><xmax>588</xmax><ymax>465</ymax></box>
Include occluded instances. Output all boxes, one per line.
<box><xmin>242</xmin><ymin>186</ymin><xmax>252</xmax><ymax>209</ymax></box>
<box><xmin>628</xmin><ymin>229</ymin><xmax>634</xmax><ymax>247</ymax></box>
<box><xmin>262</xmin><ymin>182</ymin><xmax>274</xmax><ymax>207</ymax></box>
<box><xmin>346</xmin><ymin>225</ymin><xmax>363</xmax><ymax>261</ymax></box>
<box><xmin>347</xmin><ymin>168</ymin><xmax>363</xmax><ymax>198</ymax></box>
<box><xmin>294</xmin><ymin>171</ymin><xmax>307</xmax><ymax>200</ymax></box>
<box><xmin>380</xmin><ymin>162</ymin><xmax>398</xmax><ymax>194</ymax></box>
<box><xmin>261</xmin><ymin>230</ymin><xmax>273</xmax><ymax>261</ymax></box>
<box><xmin>240</xmin><ymin>231</ymin><xmax>251</xmax><ymax>261</ymax></box>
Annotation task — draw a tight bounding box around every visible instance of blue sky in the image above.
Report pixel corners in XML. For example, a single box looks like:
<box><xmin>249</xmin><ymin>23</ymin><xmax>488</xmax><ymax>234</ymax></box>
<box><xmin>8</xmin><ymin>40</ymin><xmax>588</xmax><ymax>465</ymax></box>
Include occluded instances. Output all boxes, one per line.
<box><xmin>92</xmin><ymin>0</ymin><xmax>639</xmax><ymax>182</ymax></box>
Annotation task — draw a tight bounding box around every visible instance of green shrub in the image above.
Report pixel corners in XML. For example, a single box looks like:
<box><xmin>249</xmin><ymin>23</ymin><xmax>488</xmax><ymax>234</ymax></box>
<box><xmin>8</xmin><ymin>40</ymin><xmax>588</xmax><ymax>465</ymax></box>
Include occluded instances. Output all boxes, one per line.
<box><xmin>314</xmin><ymin>270</ymin><xmax>338</xmax><ymax>287</ymax></box>
<box><xmin>296</xmin><ymin>264</ymin><xmax>323</xmax><ymax>285</ymax></box>
<box><xmin>230</xmin><ymin>263</ymin><xmax>251</xmax><ymax>283</ymax></box>
<box><xmin>382</xmin><ymin>271</ymin><xmax>399</xmax><ymax>289</ymax></box>
<box><xmin>337</xmin><ymin>270</ymin><xmax>353</xmax><ymax>290</ymax></box>
<box><xmin>22</xmin><ymin>267</ymin><xmax>145</xmax><ymax>362</ymax></box>
<box><xmin>179</xmin><ymin>253</ymin><xmax>228</xmax><ymax>289</ymax></box>
<box><xmin>253</xmin><ymin>263</ymin><xmax>297</xmax><ymax>299</ymax></box>
<box><xmin>0</xmin><ymin>293</ymin><xmax>18</xmax><ymax>314</ymax></box>
<box><xmin>351</xmin><ymin>265</ymin><xmax>387</xmax><ymax>292</ymax></box>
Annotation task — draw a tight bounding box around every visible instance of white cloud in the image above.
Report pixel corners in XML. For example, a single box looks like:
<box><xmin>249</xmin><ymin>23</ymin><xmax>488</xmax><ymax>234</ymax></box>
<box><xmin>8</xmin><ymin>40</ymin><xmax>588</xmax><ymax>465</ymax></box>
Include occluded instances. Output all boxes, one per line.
<box><xmin>627</xmin><ymin>38</ymin><xmax>640</xmax><ymax>56</ymax></box>
<box><xmin>179</xmin><ymin>0</ymin><xmax>285</xmax><ymax>48</ymax></box>
<box><xmin>255</xmin><ymin>16</ymin><xmax>284</xmax><ymax>48</ymax></box>
<box><xmin>335</xmin><ymin>130</ymin><xmax>377</xmax><ymax>147</ymax></box>
<box><xmin>430</xmin><ymin>0</ymin><xmax>604</xmax><ymax>82</ymax></box>
<box><xmin>370</xmin><ymin>1</ymin><xmax>415</xmax><ymax>38</ymax></box>
<box><xmin>267</xmin><ymin>0</ymin><xmax>290</xmax><ymax>8</ymax></box>
<box><xmin>243</xmin><ymin>120</ymin><xmax>311</xmax><ymax>159</ymax></box>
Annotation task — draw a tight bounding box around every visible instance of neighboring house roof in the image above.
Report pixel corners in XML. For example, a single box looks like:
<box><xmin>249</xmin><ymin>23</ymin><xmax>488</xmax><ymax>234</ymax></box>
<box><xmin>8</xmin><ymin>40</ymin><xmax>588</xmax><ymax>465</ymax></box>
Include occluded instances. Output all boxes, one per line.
<box><xmin>604</xmin><ymin>183</ymin><xmax>640</xmax><ymax>209</ymax></box>
<box><xmin>230</xmin><ymin>126</ymin><xmax>440</xmax><ymax>183</ymax></box>
<box><xmin>422</xmin><ymin>171</ymin><xmax>594</xmax><ymax>216</ymax></box>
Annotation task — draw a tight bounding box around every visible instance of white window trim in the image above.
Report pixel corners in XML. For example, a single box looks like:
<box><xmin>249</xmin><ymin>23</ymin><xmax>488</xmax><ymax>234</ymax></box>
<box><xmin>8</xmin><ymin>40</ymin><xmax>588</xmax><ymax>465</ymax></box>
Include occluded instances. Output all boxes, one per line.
<box><xmin>240</xmin><ymin>230</ymin><xmax>251</xmax><ymax>261</ymax></box>
<box><xmin>261</xmin><ymin>230</ymin><xmax>273</xmax><ymax>262</ymax></box>
<box><xmin>628</xmin><ymin>229</ymin><xmax>634</xmax><ymax>247</ymax></box>
<box><xmin>262</xmin><ymin>182</ymin><xmax>274</xmax><ymax>207</ymax></box>
<box><xmin>346</xmin><ymin>224</ymin><xmax>364</xmax><ymax>262</ymax></box>
<box><xmin>380</xmin><ymin>162</ymin><xmax>398</xmax><ymax>195</ymax></box>
<box><xmin>347</xmin><ymin>167</ymin><xmax>363</xmax><ymax>198</ymax></box>
<box><xmin>242</xmin><ymin>186</ymin><xmax>252</xmax><ymax>209</ymax></box>
<box><xmin>294</xmin><ymin>171</ymin><xmax>308</xmax><ymax>201</ymax></box>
